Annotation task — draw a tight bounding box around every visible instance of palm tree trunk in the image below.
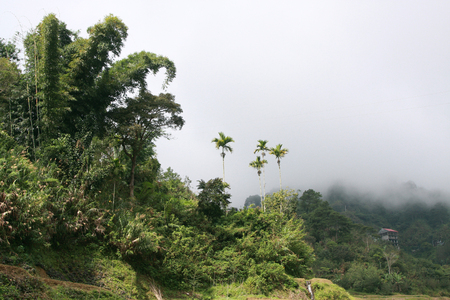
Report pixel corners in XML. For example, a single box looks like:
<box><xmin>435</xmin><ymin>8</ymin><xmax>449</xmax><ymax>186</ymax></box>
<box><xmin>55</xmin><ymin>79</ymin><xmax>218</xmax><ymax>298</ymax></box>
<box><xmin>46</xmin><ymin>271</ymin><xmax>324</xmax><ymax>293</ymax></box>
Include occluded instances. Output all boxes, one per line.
<box><xmin>262</xmin><ymin>170</ymin><xmax>266</xmax><ymax>204</ymax></box>
<box><xmin>258</xmin><ymin>174</ymin><xmax>263</xmax><ymax>211</ymax></box>
<box><xmin>222</xmin><ymin>151</ymin><xmax>225</xmax><ymax>182</ymax></box>
<box><xmin>278</xmin><ymin>160</ymin><xmax>282</xmax><ymax>190</ymax></box>
<box><xmin>262</xmin><ymin>152</ymin><xmax>266</xmax><ymax>203</ymax></box>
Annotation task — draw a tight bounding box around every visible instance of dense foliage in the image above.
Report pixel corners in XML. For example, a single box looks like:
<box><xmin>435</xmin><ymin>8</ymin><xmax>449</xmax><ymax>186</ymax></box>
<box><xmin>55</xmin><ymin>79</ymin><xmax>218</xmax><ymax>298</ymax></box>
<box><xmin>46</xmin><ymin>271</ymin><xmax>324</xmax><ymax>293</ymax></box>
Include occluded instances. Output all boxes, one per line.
<box><xmin>0</xmin><ymin>14</ymin><xmax>314</xmax><ymax>298</ymax></box>
<box><xmin>300</xmin><ymin>186</ymin><xmax>450</xmax><ymax>296</ymax></box>
<box><xmin>2</xmin><ymin>12</ymin><xmax>450</xmax><ymax>299</ymax></box>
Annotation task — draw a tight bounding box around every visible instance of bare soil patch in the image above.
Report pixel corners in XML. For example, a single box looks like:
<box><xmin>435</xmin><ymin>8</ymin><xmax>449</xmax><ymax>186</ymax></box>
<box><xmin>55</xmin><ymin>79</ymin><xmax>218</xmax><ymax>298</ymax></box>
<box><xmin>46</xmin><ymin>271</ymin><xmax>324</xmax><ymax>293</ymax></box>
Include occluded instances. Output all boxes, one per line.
<box><xmin>0</xmin><ymin>263</ymin><xmax>106</xmax><ymax>293</ymax></box>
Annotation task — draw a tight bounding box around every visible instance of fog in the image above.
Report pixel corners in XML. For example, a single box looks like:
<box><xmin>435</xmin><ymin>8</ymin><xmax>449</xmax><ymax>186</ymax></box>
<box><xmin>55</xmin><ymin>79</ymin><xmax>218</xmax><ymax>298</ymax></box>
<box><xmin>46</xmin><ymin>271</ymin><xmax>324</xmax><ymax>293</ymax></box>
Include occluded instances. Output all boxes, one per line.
<box><xmin>324</xmin><ymin>180</ymin><xmax>450</xmax><ymax>210</ymax></box>
<box><xmin>2</xmin><ymin>1</ymin><xmax>450</xmax><ymax>207</ymax></box>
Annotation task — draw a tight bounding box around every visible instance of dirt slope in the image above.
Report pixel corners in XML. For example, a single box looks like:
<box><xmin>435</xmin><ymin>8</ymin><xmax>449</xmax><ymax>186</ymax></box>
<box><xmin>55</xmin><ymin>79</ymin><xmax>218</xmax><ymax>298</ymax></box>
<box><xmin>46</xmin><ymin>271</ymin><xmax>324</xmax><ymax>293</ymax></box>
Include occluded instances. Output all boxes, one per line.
<box><xmin>0</xmin><ymin>263</ymin><xmax>107</xmax><ymax>292</ymax></box>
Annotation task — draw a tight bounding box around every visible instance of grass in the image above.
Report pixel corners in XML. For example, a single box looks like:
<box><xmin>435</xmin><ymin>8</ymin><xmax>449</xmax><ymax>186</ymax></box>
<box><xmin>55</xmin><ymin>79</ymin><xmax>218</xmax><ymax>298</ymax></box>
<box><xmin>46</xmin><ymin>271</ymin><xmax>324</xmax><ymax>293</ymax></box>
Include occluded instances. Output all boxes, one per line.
<box><xmin>352</xmin><ymin>296</ymin><xmax>450</xmax><ymax>300</ymax></box>
<box><xmin>0</xmin><ymin>243</ymin><xmax>157</xmax><ymax>299</ymax></box>
<box><xmin>2</xmin><ymin>244</ymin><xmax>450</xmax><ymax>300</ymax></box>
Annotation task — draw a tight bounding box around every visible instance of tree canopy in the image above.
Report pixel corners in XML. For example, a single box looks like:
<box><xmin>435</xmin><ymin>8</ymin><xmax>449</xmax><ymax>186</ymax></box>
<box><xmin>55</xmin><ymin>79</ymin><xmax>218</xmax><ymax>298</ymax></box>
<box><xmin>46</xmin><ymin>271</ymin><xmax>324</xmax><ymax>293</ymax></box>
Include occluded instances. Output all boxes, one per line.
<box><xmin>19</xmin><ymin>13</ymin><xmax>177</xmax><ymax>144</ymax></box>
<box><xmin>108</xmin><ymin>92</ymin><xmax>184</xmax><ymax>197</ymax></box>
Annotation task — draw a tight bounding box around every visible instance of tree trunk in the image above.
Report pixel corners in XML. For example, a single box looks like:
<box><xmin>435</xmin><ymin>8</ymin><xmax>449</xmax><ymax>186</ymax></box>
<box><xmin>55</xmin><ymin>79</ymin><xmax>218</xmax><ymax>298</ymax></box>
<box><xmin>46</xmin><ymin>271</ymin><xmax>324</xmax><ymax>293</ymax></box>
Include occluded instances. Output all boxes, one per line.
<box><xmin>262</xmin><ymin>152</ymin><xmax>266</xmax><ymax>203</ymax></box>
<box><xmin>221</xmin><ymin>151</ymin><xmax>225</xmax><ymax>182</ymax></box>
<box><xmin>278</xmin><ymin>160</ymin><xmax>282</xmax><ymax>190</ymax></box>
<box><xmin>122</xmin><ymin>141</ymin><xmax>137</xmax><ymax>199</ymax></box>
<box><xmin>258</xmin><ymin>174</ymin><xmax>264</xmax><ymax>212</ymax></box>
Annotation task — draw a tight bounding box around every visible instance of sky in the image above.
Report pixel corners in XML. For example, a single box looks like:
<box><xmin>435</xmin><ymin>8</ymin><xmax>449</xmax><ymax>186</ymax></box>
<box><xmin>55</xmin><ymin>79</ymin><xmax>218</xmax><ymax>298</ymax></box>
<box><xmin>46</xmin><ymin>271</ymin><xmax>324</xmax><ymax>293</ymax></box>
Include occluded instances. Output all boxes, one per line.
<box><xmin>2</xmin><ymin>1</ymin><xmax>450</xmax><ymax>207</ymax></box>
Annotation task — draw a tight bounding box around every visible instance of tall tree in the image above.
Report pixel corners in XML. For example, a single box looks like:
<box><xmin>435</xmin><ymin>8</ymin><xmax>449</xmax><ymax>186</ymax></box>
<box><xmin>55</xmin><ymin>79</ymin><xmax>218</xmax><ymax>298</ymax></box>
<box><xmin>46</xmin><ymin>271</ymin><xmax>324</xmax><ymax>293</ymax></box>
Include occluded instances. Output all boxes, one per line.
<box><xmin>108</xmin><ymin>92</ymin><xmax>184</xmax><ymax>198</ymax></box>
<box><xmin>19</xmin><ymin>13</ymin><xmax>180</xmax><ymax>191</ymax></box>
<box><xmin>23</xmin><ymin>14</ymin><xmax>177</xmax><ymax>142</ymax></box>
<box><xmin>269</xmin><ymin>144</ymin><xmax>289</xmax><ymax>190</ymax></box>
<box><xmin>254</xmin><ymin>140</ymin><xmax>269</xmax><ymax>201</ymax></box>
<box><xmin>24</xmin><ymin>14</ymin><xmax>78</xmax><ymax>139</ymax></box>
<box><xmin>249</xmin><ymin>156</ymin><xmax>267</xmax><ymax>211</ymax></box>
<box><xmin>212</xmin><ymin>132</ymin><xmax>234</xmax><ymax>182</ymax></box>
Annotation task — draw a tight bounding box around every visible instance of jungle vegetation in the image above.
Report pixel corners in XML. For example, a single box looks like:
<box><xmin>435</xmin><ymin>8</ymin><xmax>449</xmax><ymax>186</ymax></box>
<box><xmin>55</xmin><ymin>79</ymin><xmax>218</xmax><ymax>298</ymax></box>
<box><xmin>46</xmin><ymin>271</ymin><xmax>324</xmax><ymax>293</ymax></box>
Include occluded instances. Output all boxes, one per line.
<box><xmin>0</xmin><ymin>14</ymin><xmax>313</xmax><ymax>298</ymax></box>
<box><xmin>1</xmin><ymin>13</ymin><xmax>450</xmax><ymax>299</ymax></box>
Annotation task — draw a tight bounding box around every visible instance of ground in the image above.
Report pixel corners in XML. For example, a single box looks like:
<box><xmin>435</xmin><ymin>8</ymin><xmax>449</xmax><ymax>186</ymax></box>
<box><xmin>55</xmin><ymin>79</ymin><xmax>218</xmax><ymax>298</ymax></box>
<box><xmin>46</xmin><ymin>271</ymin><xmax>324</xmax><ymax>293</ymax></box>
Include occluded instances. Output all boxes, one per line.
<box><xmin>1</xmin><ymin>263</ymin><xmax>449</xmax><ymax>300</ymax></box>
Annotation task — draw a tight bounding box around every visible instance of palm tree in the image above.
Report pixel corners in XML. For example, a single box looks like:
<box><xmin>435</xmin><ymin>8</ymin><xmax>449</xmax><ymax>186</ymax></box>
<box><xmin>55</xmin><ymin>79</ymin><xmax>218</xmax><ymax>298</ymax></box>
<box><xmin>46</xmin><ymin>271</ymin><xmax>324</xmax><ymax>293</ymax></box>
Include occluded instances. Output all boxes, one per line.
<box><xmin>269</xmin><ymin>144</ymin><xmax>289</xmax><ymax>190</ymax></box>
<box><xmin>212</xmin><ymin>132</ymin><xmax>235</xmax><ymax>182</ymax></box>
<box><xmin>249</xmin><ymin>156</ymin><xmax>267</xmax><ymax>211</ymax></box>
<box><xmin>254</xmin><ymin>140</ymin><xmax>269</xmax><ymax>201</ymax></box>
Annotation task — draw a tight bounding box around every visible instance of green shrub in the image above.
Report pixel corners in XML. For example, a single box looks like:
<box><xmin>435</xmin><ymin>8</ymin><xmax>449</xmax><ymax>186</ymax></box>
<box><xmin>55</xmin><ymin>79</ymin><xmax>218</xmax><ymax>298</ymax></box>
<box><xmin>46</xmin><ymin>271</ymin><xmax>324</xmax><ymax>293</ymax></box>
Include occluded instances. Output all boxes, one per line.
<box><xmin>244</xmin><ymin>261</ymin><xmax>297</xmax><ymax>295</ymax></box>
<box><xmin>312</xmin><ymin>281</ymin><xmax>354</xmax><ymax>300</ymax></box>
<box><xmin>338</xmin><ymin>262</ymin><xmax>382</xmax><ymax>293</ymax></box>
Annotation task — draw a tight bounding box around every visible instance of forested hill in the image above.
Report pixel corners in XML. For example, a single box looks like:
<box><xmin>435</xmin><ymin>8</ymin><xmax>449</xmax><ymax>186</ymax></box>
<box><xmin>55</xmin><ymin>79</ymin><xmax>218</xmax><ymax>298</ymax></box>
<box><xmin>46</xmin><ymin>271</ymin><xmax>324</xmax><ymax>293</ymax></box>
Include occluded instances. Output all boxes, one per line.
<box><xmin>2</xmin><ymin>13</ymin><xmax>450</xmax><ymax>299</ymax></box>
<box><xmin>243</xmin><ymin>184</ymin><xmax>450</xmax><ymax>295</ymax></box>
<box><xmin>325</xmin><ymin>182</ymin><xmax>450</xmax><ymax>262</ymax></box>
<box><xmin>0</xmin><ymin>14</ymin><xmax>317</xmax><ymax>299</ymax></box>
<box><xmin>300</xmin><ymin>184</ymin><xmax>450</xmax><ymax>295</ymax></box>
<box><xmin>314</xmin><ymin>183</ymin><xmax>450</xmax><ymax>295</ymax></box>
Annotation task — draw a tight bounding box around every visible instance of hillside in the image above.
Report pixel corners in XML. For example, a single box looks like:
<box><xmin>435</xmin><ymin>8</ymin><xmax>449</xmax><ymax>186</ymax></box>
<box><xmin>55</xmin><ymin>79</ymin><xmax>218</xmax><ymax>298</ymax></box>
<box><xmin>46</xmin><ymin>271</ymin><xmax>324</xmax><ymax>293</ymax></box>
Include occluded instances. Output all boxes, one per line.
<box><xmin>2</xmin><ymin>12</ymin><xmax>450</xmax><ymax>299</ymax></box>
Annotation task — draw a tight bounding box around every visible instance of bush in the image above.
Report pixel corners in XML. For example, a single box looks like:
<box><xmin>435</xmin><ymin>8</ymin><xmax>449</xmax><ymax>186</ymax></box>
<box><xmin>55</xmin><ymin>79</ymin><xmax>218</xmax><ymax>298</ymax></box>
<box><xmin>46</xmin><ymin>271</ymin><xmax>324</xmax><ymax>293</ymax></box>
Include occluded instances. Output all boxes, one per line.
<box><xmin>339</xmin><ymin>262</ymin><xmax>382</xmax><ymax>293</ymax></box>
<box><xmin>244</xmin><ymin>261</ymin><xmax>297</xmax><ymax>295</ymax></box>
<box><xmin>313</xmin><ymin>281</ymin><xmax>354</xmax><ymax>300</ymax></box>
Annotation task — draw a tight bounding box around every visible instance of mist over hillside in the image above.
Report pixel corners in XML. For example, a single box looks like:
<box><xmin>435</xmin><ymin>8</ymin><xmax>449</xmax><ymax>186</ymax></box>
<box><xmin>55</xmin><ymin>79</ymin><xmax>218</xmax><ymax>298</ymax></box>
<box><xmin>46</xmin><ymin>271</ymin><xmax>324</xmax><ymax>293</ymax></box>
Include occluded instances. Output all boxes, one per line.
<box><xmin>244</xmin><ymin>180</ymin><xmax>450</xmax><ymax>210</ymax></box>
<box><xmin>325</xmin><ymin>180</ymin><xmax>450</xmax><ymax>209</ymax></box>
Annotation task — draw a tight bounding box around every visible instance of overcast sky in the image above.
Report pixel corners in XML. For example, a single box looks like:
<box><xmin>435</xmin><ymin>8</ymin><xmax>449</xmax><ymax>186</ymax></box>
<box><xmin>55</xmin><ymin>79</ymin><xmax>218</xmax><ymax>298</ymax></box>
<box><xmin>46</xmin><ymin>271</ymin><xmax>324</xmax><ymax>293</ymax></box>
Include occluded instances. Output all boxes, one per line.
<box><xmin>2</xmin><ymin>1</ymin><xmax>450</xmax><ymax>207</ymax></box>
